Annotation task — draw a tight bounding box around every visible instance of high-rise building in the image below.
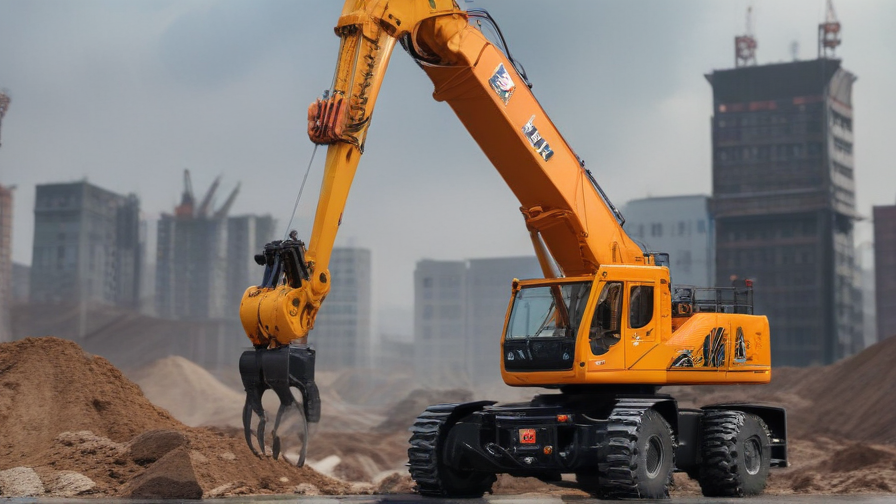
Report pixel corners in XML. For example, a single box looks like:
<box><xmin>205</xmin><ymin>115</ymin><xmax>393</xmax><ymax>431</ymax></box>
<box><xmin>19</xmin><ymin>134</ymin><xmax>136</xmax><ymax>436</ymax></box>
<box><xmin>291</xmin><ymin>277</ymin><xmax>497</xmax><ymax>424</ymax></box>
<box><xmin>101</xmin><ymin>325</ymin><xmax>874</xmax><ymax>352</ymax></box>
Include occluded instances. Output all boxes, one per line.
<box><xmin>155</xmin><ymin>172</ymin><xmax>244</xmax><ymax>321</ymax></box>
<box><xmin>414</xmin><ymin>256</ymin><xmax>541</xmax><ymax>386</ymax></box>
<box><xmin>0</xmin><ymin>185</ymin><xmax>12</xmax><ymax>341</ymax></box>
<box><xmin>30</xmin><ymin>182</ymin><xmax>142</xmax><ymax>310</ymax></box>
<box><xmin>155</xmin><ymin>213</ymin><xmax>228</xmax><ymax>319</ymax></box>
<box><xmin>707</xmin><ymin>58</ymin><xmax>862</xmax><ymax>365</ymax></box>
<box><xmin>465</xmin><ymin>257</ymin><xmax>542</xmax><ymax>383</ymax></box>
<box><xmin>225</xmin><ymin>214</ymin><xmax>276</xmax><ymax>315</ymax></box>
<box><xmin>857</xmin><ymin>243</ymin><xmax>876</xmax><ymax>348</ymax></box>
<box><xmin>623</xmin><ymin>195</ymin><xmax>714</xmax><ymax>287</ymax></box>
<box><xmin>11</xmin><ymin>262</ymin><xmax>29</xmax><ymax>303</ymax></box>
<box><xmin>414</xmin><ymin>260</ymin><xmax>467</xmax><ymax>386</ymax></box>
<box><xmin>311</xmin><ymin>247</ymin><xmax>372</xmax><ymax>370</ymax></box>
<box><xmin>873</xmin><ymin>204</ymin><xmax>896</xmax><ymax>341</ymax></box>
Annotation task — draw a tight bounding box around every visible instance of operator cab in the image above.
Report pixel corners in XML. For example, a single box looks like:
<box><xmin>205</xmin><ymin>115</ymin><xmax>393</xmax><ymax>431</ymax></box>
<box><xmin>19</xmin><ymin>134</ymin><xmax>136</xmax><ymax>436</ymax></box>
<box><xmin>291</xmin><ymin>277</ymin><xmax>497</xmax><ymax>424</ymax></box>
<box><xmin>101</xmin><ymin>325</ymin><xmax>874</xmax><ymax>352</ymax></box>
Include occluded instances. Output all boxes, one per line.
<box><xmin>500</xmin><ymin>266</ymin><xmax>666</xmax><ymax>382</ymax></box>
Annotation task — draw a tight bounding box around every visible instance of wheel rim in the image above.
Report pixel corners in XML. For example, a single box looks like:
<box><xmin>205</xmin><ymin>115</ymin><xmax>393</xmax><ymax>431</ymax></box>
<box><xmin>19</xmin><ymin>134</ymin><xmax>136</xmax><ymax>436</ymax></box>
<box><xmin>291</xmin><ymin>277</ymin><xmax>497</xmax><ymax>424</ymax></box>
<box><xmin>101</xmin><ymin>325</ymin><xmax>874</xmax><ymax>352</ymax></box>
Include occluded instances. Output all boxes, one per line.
<box><xmin>645</xmin><ymin>434</ymin><xmax>664</xmax><ymax>479</ymax></box>
<box><xmin>744</xmin><ymin>436</ymin><xmax>762</xmax><ymax>475</ymax></box>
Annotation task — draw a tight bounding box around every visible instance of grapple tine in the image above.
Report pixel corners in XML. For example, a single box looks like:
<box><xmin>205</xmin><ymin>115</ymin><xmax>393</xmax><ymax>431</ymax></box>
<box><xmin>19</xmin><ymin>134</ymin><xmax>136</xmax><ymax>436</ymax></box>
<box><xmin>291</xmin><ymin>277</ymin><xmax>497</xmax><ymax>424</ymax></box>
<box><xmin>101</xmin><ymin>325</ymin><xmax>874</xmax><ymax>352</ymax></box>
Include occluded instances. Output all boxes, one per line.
<box><xmin>241</xmin><ymin>397</ymin><xmax>259</xmax><ymax>456</ymax></box>
<box><xmin>295</xmin><ymin>400</ymin><xmax>309</xmax><ymax>468</ymax></box>
<box><xmin>239</xmin><ymin>349</ymin><xmax>271</xmax><ymax>457</ymax></box>
<box><xmin>256</xmin><ymin>414</ymin><xmax>267</xmax><ymax>455</ymax></box>
<box><xmin>271</xmin><ymin>403</ymin><xmax>290</xmax><ymax>460</ymax></box>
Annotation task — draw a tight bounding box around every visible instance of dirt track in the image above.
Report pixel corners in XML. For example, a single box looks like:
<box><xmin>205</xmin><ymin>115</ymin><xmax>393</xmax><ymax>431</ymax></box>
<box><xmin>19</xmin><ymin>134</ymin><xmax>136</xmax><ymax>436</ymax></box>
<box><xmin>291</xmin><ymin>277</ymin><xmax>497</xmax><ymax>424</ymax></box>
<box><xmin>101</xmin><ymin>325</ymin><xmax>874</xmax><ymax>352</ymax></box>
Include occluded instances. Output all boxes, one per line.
<box><xmin>2</xmin><ymin>335</ymin><xmax>896</xmax><ymax>498</ymax></box>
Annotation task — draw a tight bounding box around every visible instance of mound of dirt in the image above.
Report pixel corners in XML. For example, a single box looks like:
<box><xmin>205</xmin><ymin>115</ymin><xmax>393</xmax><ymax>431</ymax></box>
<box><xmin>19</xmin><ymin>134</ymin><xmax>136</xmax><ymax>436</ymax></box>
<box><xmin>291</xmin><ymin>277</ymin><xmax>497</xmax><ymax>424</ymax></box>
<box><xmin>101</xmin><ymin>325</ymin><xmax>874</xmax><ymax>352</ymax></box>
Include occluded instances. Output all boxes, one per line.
<box><xmin>0</xmin><ymin>337</ymin><xmax>347</xmax><ymax>498</ymax></box>
<box><xmin>130</xmin><ymin>356</ymin><xmax>243</xmax><ymax>428</ymax></box>
<box><xmin>0</xmin><ymin>336</ymin><xmax>181</xmax><ymax>464</ymax></box>
<box><xmin>307</xmin><ymin>431</ymin><xmax>410</xmax><ymax>483</ymax></box>
<box><xmin>321</xmin><ymin>368</ymin><xmax>417</xmax><ymax>407</ymax></box>
<box><xmin>375</xmin><ymin>388</ymin><xmax>473</xmax><ymax>433</ymax></box>
<box><xmin>131</xmin><ymin>356</ymin><xmax>389</xmax><ymax>433</ymax></box>
<box><xmin>764</xmin><ymin>438</ymin><xmax>896</xmax><ymax>495</ymax></box>
<box><xmin>665</xmin><ymin>333</ymin><xmax>896</xmax><ymax>446</ymax></box>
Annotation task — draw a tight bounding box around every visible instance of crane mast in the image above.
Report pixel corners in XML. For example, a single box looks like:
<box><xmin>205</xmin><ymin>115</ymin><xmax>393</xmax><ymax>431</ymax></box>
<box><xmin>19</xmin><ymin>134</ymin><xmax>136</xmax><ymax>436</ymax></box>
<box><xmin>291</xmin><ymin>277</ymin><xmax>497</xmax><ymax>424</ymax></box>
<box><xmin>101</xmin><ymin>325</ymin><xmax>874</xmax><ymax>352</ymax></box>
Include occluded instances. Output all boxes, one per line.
<box><xmin>0</xmin><ymin>91</ymin><xmax>10</xmax><ymax>148</ymax></box>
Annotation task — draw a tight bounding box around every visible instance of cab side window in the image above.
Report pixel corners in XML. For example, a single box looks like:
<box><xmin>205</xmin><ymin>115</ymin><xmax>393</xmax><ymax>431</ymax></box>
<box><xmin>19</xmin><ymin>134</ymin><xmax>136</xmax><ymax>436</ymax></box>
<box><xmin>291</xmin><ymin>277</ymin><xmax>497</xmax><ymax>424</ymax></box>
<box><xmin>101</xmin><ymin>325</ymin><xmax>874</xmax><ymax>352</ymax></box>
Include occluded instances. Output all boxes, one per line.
<box><xmin>589</xmin><ymin>282</ymin><xmax>623</xmax><ymax>355</ymax></box>
<box><xmin>629</xmin><ymin>285</ymin><xmax>655</xmax><ymax>329</ymax></box>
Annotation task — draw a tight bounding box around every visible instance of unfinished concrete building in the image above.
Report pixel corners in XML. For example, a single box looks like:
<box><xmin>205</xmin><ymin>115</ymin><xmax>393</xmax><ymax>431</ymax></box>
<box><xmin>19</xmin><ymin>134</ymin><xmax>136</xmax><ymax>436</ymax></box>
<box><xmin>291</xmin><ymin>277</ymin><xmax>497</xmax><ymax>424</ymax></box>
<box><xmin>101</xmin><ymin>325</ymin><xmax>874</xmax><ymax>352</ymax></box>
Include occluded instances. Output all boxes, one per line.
<box><xmin>30</xmin><ymin>182</ymin><xmax>142</xmax><ymax>310</ymax></box>
<box><xmin>707</xmin><ymin>54</ymin><xmax>862</xmax><ymax>365</ymax></box>
<box><xmin>155</xmin><ymin>171</ymin><xmax>238</xmax><ymax>320</ymax></box>
<box><xmin>156</xmin><ymin>170</ymin><xmax>275</xmax><ymax>323</ymax></box>
<box><xmin>225</xmin><ymin>214</ymin><xmax>276</xmax><ymax>315</ymax></box>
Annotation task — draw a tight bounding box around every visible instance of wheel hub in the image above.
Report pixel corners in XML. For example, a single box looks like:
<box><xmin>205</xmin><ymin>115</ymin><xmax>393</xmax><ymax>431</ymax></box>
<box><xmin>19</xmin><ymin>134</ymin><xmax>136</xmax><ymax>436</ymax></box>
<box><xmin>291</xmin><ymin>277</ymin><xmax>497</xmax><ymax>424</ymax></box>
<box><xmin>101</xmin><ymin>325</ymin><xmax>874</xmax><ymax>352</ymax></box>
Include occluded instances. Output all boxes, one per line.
<box><xmin>744</xmin><ymin>436</ymin><xmax>762</xmax><ymax>475</ymax></box>
<box><xmin>645</xmin><ymin>434</ymin><xmax>664</xmax><ymax>478</ymax></box>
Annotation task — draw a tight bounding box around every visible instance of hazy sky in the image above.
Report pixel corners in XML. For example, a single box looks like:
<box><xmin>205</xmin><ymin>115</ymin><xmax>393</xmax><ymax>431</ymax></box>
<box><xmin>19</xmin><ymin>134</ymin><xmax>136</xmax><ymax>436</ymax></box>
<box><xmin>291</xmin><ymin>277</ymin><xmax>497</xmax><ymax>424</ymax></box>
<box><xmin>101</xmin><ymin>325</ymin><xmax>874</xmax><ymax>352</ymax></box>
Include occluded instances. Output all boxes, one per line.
<box><xmin>1</xmin><ymin>0</ymin><xmax>894</xmax><ymax>322</ymax></box>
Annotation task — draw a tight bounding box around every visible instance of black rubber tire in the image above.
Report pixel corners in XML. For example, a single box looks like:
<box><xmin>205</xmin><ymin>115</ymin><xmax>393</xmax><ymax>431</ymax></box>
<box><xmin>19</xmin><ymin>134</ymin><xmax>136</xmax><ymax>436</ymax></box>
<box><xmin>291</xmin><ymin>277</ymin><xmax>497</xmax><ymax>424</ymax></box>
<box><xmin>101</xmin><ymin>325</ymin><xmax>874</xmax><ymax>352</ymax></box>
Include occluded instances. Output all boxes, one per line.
<box><xmin>598</xmin><ymin>408</ymin><xmax>675</xmax><ymax>499</ymax></box>
<box><xmin>698</xmin><ymin>410</ymin><xmax>771</xmax><ymax>497</ymax></box>
<box><xmin>408</xmin><ymin>406</ymin><xmax>496</xmax><ymax>498</ymax></box>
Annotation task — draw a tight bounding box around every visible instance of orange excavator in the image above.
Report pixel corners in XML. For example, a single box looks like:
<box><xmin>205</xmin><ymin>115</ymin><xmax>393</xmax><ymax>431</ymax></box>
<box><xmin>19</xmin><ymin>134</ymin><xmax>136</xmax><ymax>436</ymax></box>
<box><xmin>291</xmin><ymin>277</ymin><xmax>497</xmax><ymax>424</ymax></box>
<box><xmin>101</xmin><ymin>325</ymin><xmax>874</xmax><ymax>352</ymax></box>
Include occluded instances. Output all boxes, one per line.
<box><xmin>237</xmin><ymin>1</ymin><xmax>786</xmax><ymax>498</ymax></box>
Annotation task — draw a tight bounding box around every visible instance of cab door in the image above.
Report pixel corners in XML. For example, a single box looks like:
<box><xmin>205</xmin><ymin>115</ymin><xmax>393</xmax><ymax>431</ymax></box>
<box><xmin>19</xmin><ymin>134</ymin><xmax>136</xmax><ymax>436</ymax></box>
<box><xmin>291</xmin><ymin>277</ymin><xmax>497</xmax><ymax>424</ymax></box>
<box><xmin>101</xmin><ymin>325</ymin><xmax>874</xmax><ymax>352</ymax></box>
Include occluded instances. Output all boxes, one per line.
<box><xmin>583</xmin><ymin>281</ymin><xmax>625</xmax><ymax>372</ymax></box>
<box><xmin>624</xmin><ymin>282</ymin><xmax>658</xmax><ymax>368</ymax></box>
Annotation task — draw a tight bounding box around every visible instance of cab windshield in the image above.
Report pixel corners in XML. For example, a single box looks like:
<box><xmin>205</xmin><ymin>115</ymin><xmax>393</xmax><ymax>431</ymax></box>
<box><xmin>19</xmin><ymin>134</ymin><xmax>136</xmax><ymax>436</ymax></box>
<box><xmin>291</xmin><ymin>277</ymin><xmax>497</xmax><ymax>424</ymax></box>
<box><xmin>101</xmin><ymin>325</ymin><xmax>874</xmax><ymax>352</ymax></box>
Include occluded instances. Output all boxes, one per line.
<box><xmin>505</xmin><ymin>282</ymin><xmax>592</xmax><ymax>340</ymax></box>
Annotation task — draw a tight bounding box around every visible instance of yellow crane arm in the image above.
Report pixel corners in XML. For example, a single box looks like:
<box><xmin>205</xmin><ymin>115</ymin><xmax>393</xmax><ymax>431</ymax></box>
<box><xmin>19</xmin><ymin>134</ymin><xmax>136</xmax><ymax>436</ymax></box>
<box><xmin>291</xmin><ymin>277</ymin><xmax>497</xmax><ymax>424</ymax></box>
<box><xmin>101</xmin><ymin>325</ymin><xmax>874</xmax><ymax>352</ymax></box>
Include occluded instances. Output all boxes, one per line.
<box><xmin>240</xmin><ymin>0</ymin><xmax>644</xmax><ymax>348</ymax></box>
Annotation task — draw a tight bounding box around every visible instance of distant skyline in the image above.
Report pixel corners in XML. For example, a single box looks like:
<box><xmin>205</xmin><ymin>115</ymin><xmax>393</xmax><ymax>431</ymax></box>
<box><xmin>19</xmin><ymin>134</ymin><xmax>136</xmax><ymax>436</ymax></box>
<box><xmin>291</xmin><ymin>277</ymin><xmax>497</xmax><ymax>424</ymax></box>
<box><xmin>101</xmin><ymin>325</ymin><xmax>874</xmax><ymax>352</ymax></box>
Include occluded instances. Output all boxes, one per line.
<box><xmin>1</xmin><ymin>0</ymin><xmax>894</xmax><ymax>315</ymax></box>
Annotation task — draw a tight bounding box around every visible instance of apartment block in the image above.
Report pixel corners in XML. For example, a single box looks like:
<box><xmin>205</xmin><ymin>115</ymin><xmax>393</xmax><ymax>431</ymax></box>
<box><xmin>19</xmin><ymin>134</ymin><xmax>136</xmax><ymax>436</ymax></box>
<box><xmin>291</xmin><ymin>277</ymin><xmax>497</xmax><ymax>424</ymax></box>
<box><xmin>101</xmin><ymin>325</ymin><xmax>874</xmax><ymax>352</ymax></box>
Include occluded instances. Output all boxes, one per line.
<box><xmin>623</xmin><ymin>195</ymin><xmax>714</xmax><ymax>287</ymax></box>
<box><xmin>311</xmin><ymin>247</ymin><xmax>373</xmax><ymax>370</ymax></box>
<box><xmin>30</xmin><ymin>182</ymin><xmax>141</xmax><ymax>310</ymax></box>
<box><xmin>414</xmin><ymin>256</ymin><xmax>541</xmax><ymax>386</ymax></box>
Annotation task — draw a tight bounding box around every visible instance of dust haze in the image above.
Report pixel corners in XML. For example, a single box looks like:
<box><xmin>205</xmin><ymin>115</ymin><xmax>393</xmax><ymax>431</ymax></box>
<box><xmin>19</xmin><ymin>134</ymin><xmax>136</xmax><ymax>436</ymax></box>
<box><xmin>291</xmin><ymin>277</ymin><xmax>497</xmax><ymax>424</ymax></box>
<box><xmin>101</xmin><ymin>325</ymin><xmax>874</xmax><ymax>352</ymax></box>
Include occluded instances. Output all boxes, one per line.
<box><xmin>1</xmin><ymin>0</ymin><xmax>895</xmax><ymax>320</ymax></box>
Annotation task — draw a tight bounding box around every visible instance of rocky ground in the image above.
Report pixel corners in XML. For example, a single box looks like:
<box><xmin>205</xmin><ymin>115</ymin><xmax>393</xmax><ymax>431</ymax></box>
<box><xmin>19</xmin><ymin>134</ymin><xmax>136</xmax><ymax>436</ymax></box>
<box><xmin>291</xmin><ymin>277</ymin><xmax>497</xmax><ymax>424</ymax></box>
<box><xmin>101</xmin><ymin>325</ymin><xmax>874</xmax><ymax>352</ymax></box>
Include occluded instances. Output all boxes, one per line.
<box><xmin>2</xmin><ymin>334</ymin><xmax>896</xmax><ymax>498</ymax></box>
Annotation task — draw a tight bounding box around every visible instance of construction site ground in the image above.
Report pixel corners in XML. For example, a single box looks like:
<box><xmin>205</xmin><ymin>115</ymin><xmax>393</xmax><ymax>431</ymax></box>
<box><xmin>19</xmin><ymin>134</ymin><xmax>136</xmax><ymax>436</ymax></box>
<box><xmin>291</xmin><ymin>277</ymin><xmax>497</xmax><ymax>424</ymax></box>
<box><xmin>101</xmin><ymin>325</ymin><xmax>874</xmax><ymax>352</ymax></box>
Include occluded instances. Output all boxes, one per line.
<box><xmin>2</xmin><ymin>335</ymin><xmax>896</xmax><ymax>500</ymax></box>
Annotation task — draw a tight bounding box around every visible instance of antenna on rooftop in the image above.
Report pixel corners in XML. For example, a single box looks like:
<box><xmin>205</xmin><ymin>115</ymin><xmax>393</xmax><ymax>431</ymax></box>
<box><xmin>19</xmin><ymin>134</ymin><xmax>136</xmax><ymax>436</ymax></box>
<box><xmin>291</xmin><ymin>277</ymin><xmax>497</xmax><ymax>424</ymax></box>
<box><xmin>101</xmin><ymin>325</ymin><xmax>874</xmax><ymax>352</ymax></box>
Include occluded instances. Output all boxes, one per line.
<box><xmin>818</xmin><ymin>0</ymin><xmax>842</xmax><ymax>59</ymax></box>
<box><xmin>735</xmin><ymin>6</ymin><xmax>757</xmax><ymax>67</ymax></box>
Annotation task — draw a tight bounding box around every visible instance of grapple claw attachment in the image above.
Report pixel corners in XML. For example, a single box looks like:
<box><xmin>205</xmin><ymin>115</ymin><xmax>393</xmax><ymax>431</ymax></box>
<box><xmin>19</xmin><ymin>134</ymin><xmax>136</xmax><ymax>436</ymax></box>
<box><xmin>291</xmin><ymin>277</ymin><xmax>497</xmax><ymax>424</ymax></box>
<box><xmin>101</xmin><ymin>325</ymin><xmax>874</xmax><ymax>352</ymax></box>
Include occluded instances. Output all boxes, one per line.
<box><xmin>239</xmin><ymin>344</ymin><xmax>319</xmax><ymax>466</ymax></box>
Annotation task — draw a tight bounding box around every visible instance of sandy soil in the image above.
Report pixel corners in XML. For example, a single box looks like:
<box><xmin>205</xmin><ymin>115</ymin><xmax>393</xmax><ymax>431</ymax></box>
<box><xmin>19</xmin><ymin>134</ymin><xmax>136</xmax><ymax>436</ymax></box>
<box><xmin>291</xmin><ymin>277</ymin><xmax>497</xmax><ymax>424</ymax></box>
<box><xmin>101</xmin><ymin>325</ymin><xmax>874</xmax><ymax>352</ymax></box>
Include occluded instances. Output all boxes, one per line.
<box><xmin>0</xmin><ymin>338</ymin><xmax>350</xmax><ymax>498</ymax></box>
<box><xmin>4</xmin><ymin>334</ymin><xmax>896</xmax><ymax>498</ymax></box>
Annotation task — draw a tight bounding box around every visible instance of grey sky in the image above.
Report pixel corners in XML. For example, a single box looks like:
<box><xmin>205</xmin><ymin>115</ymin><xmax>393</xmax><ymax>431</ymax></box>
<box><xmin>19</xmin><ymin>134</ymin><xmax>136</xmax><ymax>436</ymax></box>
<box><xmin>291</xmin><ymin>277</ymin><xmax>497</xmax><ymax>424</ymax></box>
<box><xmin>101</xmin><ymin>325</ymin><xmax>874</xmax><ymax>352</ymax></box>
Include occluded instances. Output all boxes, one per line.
<box><xmin>1</xmin><ymin>0</ymin><xmax>894</xmax><ymax>318</ymax></box>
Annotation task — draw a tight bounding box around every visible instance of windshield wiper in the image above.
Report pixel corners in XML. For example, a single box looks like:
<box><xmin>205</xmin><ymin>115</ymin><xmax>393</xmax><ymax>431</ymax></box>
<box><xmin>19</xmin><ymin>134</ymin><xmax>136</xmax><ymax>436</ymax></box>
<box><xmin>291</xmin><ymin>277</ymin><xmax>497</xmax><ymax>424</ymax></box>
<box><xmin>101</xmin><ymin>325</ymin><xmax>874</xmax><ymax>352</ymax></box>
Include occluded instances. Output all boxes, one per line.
<box><xmin>531</xmin><ymin>299</ymin><xmax>556</xmax><ymax>339</ymax></box>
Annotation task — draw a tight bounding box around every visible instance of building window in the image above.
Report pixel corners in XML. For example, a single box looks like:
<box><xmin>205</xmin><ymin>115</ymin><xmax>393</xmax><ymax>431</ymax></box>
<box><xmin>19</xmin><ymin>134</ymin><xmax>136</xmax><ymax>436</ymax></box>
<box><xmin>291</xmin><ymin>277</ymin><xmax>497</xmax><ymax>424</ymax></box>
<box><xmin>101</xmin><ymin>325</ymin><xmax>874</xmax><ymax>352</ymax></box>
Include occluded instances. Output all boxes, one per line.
<box><xmin>833</xmin><ymin>137</ymin><xmax>853</xmax><ymax>155</ymax></box>
<box><xmin>651</xmin><ymin>223</ymin><xmax>663</xmax><ymax>238</ymax></box>
<box><xmin>697</xmin><ymin>220</ymin><xmax>706</xmax><ymax>234</ymax></box>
